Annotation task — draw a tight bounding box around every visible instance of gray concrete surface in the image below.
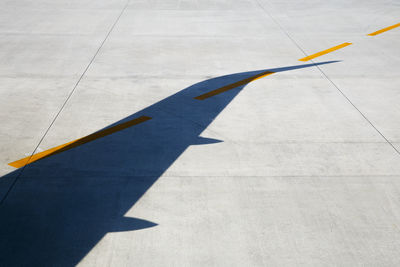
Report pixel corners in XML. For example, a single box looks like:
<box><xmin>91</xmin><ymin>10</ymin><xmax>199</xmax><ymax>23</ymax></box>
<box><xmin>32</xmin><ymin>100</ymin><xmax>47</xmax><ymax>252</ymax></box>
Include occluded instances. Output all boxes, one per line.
<box><xmin>0</xmin><ymin>0</ymin><xmax>400</xmax><ymax>266</ymax></box>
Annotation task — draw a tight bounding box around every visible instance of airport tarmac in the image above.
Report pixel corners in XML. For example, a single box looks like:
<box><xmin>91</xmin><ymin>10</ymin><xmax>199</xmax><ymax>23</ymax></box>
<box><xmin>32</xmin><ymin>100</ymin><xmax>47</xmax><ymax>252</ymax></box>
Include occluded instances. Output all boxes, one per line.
<box><xmin>0</xmin><ymin>0</ymin><xmax>400</xmax><ymax>266</ymax></box>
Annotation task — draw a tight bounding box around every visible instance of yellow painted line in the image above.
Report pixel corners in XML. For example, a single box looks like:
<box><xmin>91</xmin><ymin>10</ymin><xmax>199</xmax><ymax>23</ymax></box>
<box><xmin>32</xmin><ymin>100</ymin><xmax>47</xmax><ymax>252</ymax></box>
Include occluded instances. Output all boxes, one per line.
<box><xmin>194</xmin><ymin>70</ymin><xmax>275</xmax><ymax>100</ymax></box>
<box><xmin>298</xmin><ymin>42</ymin><xmax>352</xmax><ymax>62</ymax></box>
<box><xmin>368</xmin><ymin>23</ymin><xmax>400</xmax><ymax>36</ymax></box>
<box><xmin>9</xmin><ymin>116</ymin><xmax>152</xmax><ymax>168</ymax></box>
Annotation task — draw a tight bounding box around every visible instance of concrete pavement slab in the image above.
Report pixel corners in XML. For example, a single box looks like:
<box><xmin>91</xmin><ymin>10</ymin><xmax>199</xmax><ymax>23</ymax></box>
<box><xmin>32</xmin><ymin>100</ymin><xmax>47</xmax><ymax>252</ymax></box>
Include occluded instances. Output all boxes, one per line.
<box><xmin>79</xmin><ymin>175</ymin><xmax>400</xmax><ymax>267</ymax></box>
<box><xmin>0</xmin><ymin>1</ymin><xmax>128</xmax><ymax>181</ymax></box>
<box><xmin>257</xmin><ymin>0</ymin><xmax>400</xmax><ymax>146</ymax></box>
<box><xmin>1</xmin><ymin>0</ymin><xmax>400</xmax><ymax>266</ymax></box>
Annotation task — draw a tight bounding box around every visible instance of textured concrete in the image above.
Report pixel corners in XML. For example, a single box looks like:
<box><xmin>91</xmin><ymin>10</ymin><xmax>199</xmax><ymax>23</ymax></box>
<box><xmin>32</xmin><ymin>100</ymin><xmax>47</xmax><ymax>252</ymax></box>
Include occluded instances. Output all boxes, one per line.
<box><xmin>0</xmin><ymin>0</ymin><xmax>400</xmax><ymax>266</ymax></box>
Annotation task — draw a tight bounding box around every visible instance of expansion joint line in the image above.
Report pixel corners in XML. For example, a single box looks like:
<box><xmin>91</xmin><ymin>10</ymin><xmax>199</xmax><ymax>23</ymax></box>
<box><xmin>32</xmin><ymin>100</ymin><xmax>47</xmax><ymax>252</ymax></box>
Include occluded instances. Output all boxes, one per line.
<box><xmin>255</xmin><ymin>0</ymin><xmax>400</xmax><ymax>157</ymax></box>
<box><xmin>0</xmin><ymin>0</ymin><xmax>132</xmax><ymax>206</ymax></box>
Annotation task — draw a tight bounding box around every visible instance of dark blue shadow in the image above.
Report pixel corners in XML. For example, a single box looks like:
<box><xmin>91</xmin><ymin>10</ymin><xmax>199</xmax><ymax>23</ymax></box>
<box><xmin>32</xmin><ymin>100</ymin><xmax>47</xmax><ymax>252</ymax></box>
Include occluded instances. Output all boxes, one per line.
<box><xmin>0</xmin><ymin>61</ymin><xmax>337</xmax><ymax>266</ymax></box>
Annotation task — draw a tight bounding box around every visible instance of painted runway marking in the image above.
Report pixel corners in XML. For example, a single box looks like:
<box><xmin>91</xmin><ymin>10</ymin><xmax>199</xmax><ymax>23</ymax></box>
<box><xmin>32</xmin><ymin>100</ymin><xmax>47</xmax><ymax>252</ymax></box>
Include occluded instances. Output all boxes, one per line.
<box><xmin>9</xmin><ymin>116</ymin><xmax>152</xmax><ymax>168</ymax></box>
<box><xmin>298</xmin><ymin>42</ymin><xmax>352</xmax><ymax>62</ymax></box>
<box><xmin>368</xmin><ymin>23</ymin><xmax>400</xmax><ymax>36</ymax></box>
<box><xmin>194</xmin><ymin>70</ymin><xmax>274</xmax><ymax>100</ymax></box>
<box><xmin>7</xmin><ymin>22</ymin><xmax>397</xmax><ymax>166</ymax></box>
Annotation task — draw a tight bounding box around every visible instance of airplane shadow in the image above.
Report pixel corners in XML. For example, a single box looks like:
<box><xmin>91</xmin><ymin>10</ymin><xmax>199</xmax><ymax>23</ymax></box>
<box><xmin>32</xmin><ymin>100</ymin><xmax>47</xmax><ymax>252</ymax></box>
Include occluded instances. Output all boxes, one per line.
<box><xmin>0</xmin><ymin>61</ymin><xmax>337</xmax><ymax>266</ymax></box>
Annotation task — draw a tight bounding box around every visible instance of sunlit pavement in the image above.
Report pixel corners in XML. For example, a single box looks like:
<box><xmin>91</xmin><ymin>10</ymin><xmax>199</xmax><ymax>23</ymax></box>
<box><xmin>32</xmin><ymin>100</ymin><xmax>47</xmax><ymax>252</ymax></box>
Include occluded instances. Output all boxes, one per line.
<box><xmin>1</xmin><ymin>0</ymin><xmax>400</xmax><ymax>266</ymax></box>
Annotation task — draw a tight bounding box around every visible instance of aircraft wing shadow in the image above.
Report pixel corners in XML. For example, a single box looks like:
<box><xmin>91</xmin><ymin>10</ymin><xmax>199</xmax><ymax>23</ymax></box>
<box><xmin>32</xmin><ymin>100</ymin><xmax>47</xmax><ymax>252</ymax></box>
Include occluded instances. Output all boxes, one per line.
<box><xmin>0</xmin><ymin>61</ymin><xmax>337</xmax><ymax>266</ymax></box>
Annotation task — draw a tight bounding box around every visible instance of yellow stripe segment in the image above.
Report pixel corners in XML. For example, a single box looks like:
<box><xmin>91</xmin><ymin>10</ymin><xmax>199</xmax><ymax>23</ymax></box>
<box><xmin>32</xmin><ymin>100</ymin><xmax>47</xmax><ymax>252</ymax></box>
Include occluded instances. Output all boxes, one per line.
<box><xmin>194</xmin><ymin>71</ymin><xmax>275</xmax><ymax>100</ymax></box>
<box><xmin>298</xmin><ymin>42</ymin><xmax>352</xmax><ymax>62</ymax></box>
<box><xmin>368</xmin><ymin>23</ymin><xmax>400</xmax><ymax>36</ymax></box>
<box><xmin>8</xmin><ymin>116</ymin><xmax>152</xmax><ymax>168</ymax></box>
